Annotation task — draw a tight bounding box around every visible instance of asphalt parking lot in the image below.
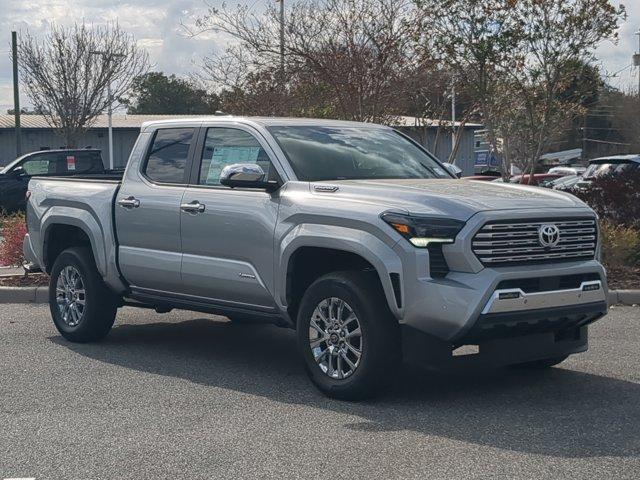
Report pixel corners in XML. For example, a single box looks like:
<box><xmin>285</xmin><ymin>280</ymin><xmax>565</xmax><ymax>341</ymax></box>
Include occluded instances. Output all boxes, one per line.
<box><xmin>1</xmin><ymin>304</ymin><xmax>639</xmax><ymax>479</ymax></box>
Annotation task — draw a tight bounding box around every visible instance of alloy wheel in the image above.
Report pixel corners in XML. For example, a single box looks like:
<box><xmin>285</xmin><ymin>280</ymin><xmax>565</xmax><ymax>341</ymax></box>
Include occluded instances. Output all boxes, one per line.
<box><xmin>56</xmin><ymin>265</ymin><xmax>86</xmax><ymax>327</ymax></box>
<box><xmin>308</xmin><ymin>297</ymin><xmax>362</xmax><ymax>379</ymax></box>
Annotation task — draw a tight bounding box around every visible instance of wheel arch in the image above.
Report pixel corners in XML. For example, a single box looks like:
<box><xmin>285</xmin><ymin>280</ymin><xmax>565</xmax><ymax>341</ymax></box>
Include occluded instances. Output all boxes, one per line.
<box><xmin>278</xmin><ymin>224</ymin><xmax>403</xmax><ymax>321</ymax></box>
<box><xmin>41</xmin><ymin>211</ymin><xmax>106</xmax><ymax>276</ymax></box>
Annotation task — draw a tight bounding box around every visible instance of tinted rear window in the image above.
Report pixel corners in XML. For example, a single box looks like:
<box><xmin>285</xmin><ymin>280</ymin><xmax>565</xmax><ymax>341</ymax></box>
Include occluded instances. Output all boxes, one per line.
<box><xmin>144</xmin><ymin>128</ymin><xmax>194</xmax><ymax>183</ymax></box>
<box><xmin>22</xmin><ymin>151</ymin><xmax>103</xmax><ymax>176</ymax></box>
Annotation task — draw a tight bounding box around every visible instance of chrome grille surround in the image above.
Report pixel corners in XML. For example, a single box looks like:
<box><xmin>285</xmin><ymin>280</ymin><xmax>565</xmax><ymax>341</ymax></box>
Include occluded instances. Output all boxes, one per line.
<box><xmin>472</xmin><ymin>218</ymin><xmax>597</xmax><ymax>266</ymax></box>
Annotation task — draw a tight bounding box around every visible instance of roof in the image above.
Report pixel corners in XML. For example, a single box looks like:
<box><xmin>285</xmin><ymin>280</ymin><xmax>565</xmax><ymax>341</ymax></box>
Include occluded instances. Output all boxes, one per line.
<box><xmin>0</xmin><ymin>114</ymin><xmax>484</xmax><ymax>130</ymax></box>
<box><xmin>540</xmin><ymin>148</ymin><xmax>582</xmax><ymax>162</ymax></box>
<box><xmin>139</xmin><ymin>116</ymin><xmax>390</xmax><ymax>130</ymax></box>
<box><xmin>589</xmin><ymin>154</ymin><xmax>640</xmax><ymax>163</ymax></box>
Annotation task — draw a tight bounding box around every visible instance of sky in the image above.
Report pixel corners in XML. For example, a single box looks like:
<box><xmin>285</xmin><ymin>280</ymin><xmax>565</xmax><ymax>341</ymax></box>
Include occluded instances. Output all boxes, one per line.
<box><xmin>0</xmin><ymin>0</ymin><xmax>639</xmax><ymax>113</ymax></box>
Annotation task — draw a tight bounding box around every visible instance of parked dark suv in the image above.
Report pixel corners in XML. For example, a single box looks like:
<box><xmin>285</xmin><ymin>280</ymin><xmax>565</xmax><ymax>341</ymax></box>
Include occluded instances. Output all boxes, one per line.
<box><xmin>0</xmin><ymin>149</ymin><xmax>104</xmax><ymax>212</ymax></box>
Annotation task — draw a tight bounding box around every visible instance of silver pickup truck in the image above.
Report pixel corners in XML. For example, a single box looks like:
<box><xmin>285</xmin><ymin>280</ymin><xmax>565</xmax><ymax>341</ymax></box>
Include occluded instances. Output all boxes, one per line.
<box><xmin>24</xmin><ymin>117</ymin><xmax>608</xmax><ymax>399</ymax></box>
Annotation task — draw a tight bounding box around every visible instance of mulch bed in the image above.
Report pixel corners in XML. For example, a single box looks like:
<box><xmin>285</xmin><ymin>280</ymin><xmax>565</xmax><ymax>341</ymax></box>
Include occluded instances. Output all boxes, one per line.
<box><xmin>0</xmin><ymin>273</ymin><xmax>50</xmax><ymax>287</ymax></box>
<box><xmin>0</xmin><ymin>267</ymin><xmax>637</xmax><ymax>290</ymax></box>
<box><xmin>605</xmin><ymin>266</ymin><xmax>640</xmax><ymax>291</ymax></box>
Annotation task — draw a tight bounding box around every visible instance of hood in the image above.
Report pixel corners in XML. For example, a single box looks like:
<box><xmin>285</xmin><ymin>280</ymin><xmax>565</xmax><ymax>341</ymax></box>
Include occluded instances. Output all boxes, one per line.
<box><xmin>323</xmin><ymin>179</ymin><xmax>588</xmax><ymax>220</ymax></box>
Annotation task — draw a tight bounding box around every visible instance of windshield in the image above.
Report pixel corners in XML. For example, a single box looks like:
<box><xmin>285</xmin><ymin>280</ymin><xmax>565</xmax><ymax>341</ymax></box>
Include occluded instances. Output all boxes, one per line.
<box><xmin>0</xmin><ymin>154</ymin><xmax>29</xmax><ymax>174</ymax></box>
<box><xmin>267</xmin><ymin>126</ymin><xmax>451</xmax><ymax>181</ymax></box>
<box><xmin>584</xmin><ymin>161</ymin><xmax>637</xmax><ymax>179</ymax></box>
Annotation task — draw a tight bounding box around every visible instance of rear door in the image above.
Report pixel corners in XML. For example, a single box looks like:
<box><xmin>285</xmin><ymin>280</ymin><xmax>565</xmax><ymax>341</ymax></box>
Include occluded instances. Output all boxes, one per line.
<box><xmin>115</xmin><ymin>128</ymin><xmax>196</xmax><ymax>292</ymax></box>
<box><xmin>178</xmin><ymin>125</ymin><xmax>282</xmax><ymax>309</ymax></box>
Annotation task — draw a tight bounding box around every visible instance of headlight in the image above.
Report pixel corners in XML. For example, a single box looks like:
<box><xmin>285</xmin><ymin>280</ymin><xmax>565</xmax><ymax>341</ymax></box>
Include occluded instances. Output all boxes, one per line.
<box><xmin>381</xmin><ymin>212</ymin><xmax>465</xmax><ymax>248</ymax></box>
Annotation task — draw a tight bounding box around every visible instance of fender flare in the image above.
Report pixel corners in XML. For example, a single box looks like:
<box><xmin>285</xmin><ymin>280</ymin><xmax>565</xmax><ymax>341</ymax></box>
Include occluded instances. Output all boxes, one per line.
<box><xmin>41</xmin><ymin>207</ymin><xmax>108</xmax><ymax>277</ymax></box>
<box><xmin>277</xmin><ymin>224</ymin><xmax>403</xmax><ymax>318</ymax></box>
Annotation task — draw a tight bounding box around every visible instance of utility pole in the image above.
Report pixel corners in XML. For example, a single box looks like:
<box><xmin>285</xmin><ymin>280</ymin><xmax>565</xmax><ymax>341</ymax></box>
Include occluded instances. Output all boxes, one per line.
<box><xmin>11</xmin><ymin>31</ymin><xmax>22</xmax><ymax>157</ymax></box>
<box><xmin>278</xmin><ymin>0</ymin><xmax>285</xmax><ymax>85</ymax></box>
<box><xmin>90</xmin><ymin>50</ymin><xmax>124</xmax><ymax>171</ymax></box>
<box><xmin>635</xmin><ymin>29</ymin><xmax>640</xmax><ymax>97</ymax></box>
<box><xmin>451</xmin><ymin>82</ymin><xmax>456</xmax><ymax>161</ymax></box>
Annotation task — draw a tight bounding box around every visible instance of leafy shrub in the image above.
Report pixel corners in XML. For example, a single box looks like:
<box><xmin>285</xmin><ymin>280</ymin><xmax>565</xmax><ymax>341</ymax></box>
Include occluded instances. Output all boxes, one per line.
<box><xmin>0</xmin><ymin>212</ymin><xmax>28</xmax><ymax>267</ymax></box>
<box><xmin>599</xmin><ymin>221</ymin><xmax>640</xmax><ymax>268</ymax></box>
<box><xmin>574</xmin><ymin>170</ymin><xmax>640</xmax><ymax>230</ymax></box>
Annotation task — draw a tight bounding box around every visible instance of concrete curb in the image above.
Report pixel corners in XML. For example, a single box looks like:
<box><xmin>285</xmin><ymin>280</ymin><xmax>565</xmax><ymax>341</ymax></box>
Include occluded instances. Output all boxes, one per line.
<box><xmin>608</xmin><ymin>290</ymin><xmax>640</xmax><ymax>306</ymax></box>
<box><xmin>0</xmin><ymin>286</ymin><xmax>638</xmax><ymax>306</ymax></box>
<box><xmin>0</xmin><ymin>286</ymin><xmax>49</xmax><ymax>304</ymax></box>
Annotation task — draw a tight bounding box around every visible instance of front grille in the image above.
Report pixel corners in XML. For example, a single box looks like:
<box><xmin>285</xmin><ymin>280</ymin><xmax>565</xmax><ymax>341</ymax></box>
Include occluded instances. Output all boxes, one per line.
<box><xmin>472</xmin><ymin>218</ymin><xmax>597</xmax><ymax>266</ymax></box>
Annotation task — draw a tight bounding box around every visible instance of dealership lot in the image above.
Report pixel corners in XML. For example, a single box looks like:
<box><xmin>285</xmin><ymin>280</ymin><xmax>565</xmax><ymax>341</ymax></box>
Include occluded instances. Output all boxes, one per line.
<box><xmin>1</xmin><ymin>304</ymin><xmax>639</xmax><ymax>479</ymax></box>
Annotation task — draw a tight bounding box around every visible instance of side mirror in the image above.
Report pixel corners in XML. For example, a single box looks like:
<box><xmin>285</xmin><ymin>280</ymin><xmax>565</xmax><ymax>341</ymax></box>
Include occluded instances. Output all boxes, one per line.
<box><xmin>9</xmin><ymin>166</ymin><xmax>26</xmax><ymax>178</ymax></box>
<box><xmin>219</xmin><ymin>163</ymin><xmax>279</xmax><ymax>191</ymax></box>
<box><xmin>443</xmin><ymin>163</ymin><xmax>463</xmax><ymax>178</ymax></box>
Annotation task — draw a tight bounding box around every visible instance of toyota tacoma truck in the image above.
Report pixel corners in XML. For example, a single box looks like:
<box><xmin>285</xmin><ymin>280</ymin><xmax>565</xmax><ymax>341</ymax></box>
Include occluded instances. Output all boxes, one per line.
<box><xmin>23</xmin><ymin>117</ymin><xmax>608</xmax><ymax>399</ymax></box>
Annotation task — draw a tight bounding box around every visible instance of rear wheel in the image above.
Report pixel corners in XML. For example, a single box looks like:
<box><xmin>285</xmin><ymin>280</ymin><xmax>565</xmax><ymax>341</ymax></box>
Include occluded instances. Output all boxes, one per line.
<box><xmin>296</xmin><ymin>271</ymin><xmax>399</xmax><ymax>400</ymax></box>
<box><xmin>49</xmin><ymin>247</ymin><xmax>118</xmax><ymax>343</ymax></box>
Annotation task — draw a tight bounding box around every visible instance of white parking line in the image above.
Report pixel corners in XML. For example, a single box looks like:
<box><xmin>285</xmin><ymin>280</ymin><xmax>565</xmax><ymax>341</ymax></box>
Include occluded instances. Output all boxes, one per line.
<box><xmin>4</xmin><ymin>477</ymin><xmax>36</xmax><ymax>480</ymax></box>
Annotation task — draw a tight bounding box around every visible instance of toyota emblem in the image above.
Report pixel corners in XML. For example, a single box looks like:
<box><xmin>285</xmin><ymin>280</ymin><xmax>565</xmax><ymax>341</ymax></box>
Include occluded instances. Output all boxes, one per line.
<box><xmin>538</xmin><ymin>224</ymin><xmax>561</xmax><ymax>248</ymax></box>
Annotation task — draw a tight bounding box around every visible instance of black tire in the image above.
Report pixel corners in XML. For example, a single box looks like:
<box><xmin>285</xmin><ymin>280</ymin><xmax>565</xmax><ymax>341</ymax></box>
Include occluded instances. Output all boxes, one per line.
<box><xmin>296</xmin><ymin>271</ymin><xmax>400</xmax><ymax>401</ymax></box>
<box><xmin>49</xmin><ymin>247</ymin><xmax>118</xmax><ymax>343</ymax></box>
<box><xmin>511</xmin><ymin>355</ymin><xmax>569</xmax><ymax>369</ymax></box>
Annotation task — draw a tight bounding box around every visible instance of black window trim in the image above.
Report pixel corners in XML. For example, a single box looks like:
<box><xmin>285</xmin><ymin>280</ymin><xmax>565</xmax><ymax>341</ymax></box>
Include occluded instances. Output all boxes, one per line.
<box><xmin>140</xmin><ymin>127</ymin><xmax>199</xmax><ymax>186</ymax></box>
<box><xmin>187</xmin><ymin>125</ymin><xmax>283</xmax><ymax>191</ymax></box>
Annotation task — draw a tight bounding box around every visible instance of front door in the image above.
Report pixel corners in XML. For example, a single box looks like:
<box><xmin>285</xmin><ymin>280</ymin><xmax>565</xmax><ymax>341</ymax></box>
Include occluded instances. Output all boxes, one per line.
<box><xmin>115</xmin><ymin>127</ymin><xmax>196</xmax><ymax>292</ymax></box>
<box><xmin>179</xmin><ymin>126</ymin><xmax>282</xmax><ymax>310</ymax></box>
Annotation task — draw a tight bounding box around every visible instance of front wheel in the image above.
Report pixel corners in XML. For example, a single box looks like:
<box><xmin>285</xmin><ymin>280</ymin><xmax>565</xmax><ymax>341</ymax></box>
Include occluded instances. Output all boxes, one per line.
<box><xmin>511</xmin><ymin>355</ymin><xmax>569</xmax><ymax>369</ymax></box>
<box><xmin>296</xmin><ymin>271</ymin><xmax>400</xmax><ymax>400</ymax></box>
<box><xmin>49</xmin><ymin>247</ymin><xmax>118</xmax><ymax>343</ymax></box>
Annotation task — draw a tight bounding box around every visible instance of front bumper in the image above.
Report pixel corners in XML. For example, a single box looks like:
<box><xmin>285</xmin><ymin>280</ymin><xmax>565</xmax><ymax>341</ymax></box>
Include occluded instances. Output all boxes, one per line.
<box><xmin>398</xmin><ymin>256</ymin><xmax>608</xmax><ymax>341</ymax></box>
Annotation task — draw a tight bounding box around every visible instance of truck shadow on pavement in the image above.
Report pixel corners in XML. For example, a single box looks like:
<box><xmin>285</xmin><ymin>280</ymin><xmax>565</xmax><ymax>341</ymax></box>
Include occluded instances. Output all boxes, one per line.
<box><xmin>51</xmin><ymin>316</ymin><xmax>640</xmax><ymax>459</ymax></box>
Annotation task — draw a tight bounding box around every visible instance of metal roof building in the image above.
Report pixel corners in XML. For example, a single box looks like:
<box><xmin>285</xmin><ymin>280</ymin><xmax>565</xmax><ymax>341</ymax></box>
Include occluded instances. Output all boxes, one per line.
<box><xmin>0</xmin><ymin>114</ymin><xmax>482</xmax><ymax>174</ymax></box>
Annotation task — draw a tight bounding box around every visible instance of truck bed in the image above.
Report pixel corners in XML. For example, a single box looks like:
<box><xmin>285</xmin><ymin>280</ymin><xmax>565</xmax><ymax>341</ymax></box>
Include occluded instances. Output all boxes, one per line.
<box><xmin>25</xmin><ymin>175</ymin><xmax>123</xmax><ymax>292</ymax></box>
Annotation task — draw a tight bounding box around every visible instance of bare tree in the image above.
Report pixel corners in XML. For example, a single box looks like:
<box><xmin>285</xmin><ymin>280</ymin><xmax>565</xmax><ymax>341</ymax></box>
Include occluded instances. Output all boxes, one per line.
<box><xmin>16</xmin><ymin>22</ymin><xmax>149</xmax><ymax>147</ymax></box>
<box><xmin>191</xmin><ymin>0</ymin><xmax>425</xmax><ymax>122</ymax></box>
<box><xmin>508</xmin><ymin>0</ymin><xmax>624</xmax><ymax>180</ymax></box>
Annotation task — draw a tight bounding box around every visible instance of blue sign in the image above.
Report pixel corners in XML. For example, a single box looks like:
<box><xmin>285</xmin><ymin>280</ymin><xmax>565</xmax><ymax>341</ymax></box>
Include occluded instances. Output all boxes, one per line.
<box><xmin>475</xmin><ymin>151</ymin><xmax>489</xmax><ymax>167</ymax></box>
<box><xmin>475</xmin><ymin>150</ymin><xmax>500</xmax><ymax>168</ymax></box>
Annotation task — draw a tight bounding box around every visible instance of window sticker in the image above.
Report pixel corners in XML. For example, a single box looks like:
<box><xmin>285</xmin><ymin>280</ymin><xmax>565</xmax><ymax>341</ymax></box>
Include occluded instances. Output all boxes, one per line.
<box><xmin>67</xmin><ymin>155</ymin><xmax>76</xmax><ymax>171</ymax></box>
<box><xmin>206</xmin><ymin>146</ymin><xmax>260</xmax><ymax>184</ymax></box>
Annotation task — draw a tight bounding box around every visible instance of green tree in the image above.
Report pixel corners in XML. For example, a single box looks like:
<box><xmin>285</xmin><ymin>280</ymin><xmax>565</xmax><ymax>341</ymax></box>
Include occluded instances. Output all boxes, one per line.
<box><xmin>123</xmin><ymin>72</ymin><xmax>220</xmax><ymax>114</ymax></box>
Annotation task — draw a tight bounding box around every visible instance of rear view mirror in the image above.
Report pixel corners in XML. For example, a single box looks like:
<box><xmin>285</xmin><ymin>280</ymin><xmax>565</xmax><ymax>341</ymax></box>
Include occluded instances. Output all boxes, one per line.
<box><xmin>443</xmin><ymin>163</ymin><xmax>463</xmax><ymax>178</ymax></box>
<box><xmin>219</xmin><ymin>163</ymin><xmax>279</xmax><ymax>191</ymax></box>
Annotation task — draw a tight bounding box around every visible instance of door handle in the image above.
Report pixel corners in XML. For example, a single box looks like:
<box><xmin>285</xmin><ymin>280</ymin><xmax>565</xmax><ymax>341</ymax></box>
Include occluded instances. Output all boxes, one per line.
<box><xmin>118</xmin><ymin>196</ymin><xmax>140</xmax><ymax>209</ymax></box>
<box><xmin>180</xmin><ymin>201</ymin><xmax>206</xmax><ymax>214</ymax></box>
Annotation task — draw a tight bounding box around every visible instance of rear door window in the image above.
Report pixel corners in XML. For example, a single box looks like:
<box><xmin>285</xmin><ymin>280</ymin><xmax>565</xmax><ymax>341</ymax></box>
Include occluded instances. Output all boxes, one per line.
<box><xmin>144</xmin><ymin>128</ymin><xmax>195</xmax><ymax>184</ymax></box>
